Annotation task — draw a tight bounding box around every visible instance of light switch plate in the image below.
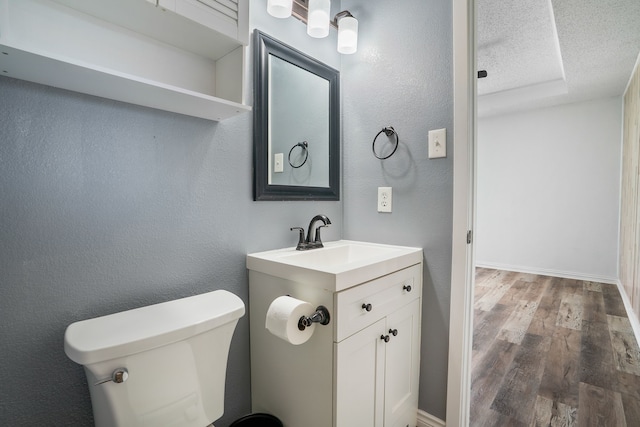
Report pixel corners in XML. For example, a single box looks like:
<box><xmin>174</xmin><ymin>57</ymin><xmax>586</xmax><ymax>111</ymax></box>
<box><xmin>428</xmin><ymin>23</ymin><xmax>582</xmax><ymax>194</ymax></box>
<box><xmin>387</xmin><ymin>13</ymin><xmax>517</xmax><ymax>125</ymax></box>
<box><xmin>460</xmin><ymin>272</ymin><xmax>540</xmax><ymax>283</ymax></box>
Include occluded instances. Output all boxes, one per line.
<box><xmin>274</xmin><ymin>153</ymin><xmax>284</xmax><ymax>173</ymax></box>
<box><xmin>428</xmin><ymin>128</ymin><xmax>446</xmax><ymax>159</ymax></box>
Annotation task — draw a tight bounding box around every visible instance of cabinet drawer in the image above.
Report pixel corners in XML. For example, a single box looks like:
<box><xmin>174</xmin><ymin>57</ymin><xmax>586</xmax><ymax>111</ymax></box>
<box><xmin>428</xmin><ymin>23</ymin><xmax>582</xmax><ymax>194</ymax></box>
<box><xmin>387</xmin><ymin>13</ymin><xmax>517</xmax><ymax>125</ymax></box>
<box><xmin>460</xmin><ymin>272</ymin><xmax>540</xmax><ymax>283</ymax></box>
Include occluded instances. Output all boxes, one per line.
<box><xmin>335</xmin><ymin>264</ymin><xmax>421</xmax><ymax>342</ymax></box>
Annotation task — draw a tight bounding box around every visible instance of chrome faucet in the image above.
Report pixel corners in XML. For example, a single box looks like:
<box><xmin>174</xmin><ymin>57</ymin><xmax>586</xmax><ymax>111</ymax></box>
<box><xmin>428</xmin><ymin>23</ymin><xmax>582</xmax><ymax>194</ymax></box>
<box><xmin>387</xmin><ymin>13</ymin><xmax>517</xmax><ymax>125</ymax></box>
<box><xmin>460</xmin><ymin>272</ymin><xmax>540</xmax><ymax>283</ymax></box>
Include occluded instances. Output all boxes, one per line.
<box><xmin>290</xmin><ymin>214</ymin><xmax>332</xmax><ymax>250</ymax></box>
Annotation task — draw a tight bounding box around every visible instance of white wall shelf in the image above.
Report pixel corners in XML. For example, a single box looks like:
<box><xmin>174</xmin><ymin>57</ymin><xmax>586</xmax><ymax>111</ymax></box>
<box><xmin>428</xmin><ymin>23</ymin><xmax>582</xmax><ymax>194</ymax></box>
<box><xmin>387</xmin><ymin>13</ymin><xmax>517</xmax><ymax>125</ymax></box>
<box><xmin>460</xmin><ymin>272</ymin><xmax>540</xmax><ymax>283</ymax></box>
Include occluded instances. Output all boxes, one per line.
<box><xmin>0</xmin><ymin>0</ymin><xmax>250</xmax><ymax>121</ymax></box>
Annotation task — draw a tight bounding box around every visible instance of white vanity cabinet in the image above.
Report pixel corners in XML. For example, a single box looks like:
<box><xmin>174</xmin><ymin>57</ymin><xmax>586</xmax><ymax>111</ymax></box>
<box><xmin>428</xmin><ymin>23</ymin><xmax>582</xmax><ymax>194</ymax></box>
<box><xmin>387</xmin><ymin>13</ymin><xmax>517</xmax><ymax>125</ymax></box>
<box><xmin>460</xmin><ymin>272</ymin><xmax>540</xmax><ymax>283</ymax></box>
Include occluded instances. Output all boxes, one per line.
<box><xmin>247</xmin><ymin>242</ymin><xmax>422</xmax><ymax>427</ymax></box>
<box><xmin>334</xmin><ymin>265</ymin><xmax>421</xmax><ymax>427</ymax></box>
<box><xmin>0</xmin><ymin>0</ymin><xmax>250</xmax><ymax>121</ymax></box>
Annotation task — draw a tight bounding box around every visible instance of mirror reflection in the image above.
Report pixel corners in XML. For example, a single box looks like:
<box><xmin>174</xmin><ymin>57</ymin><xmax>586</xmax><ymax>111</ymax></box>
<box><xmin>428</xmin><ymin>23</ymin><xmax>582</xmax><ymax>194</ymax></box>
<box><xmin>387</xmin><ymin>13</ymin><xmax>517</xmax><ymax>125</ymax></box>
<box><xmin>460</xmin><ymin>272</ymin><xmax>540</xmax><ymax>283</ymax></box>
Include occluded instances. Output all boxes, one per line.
<box><xmin>269</xmin><ymin>55</ymin><xmax>330</xmax><ymax>187</ymax></box>
<box><xmin>254</xmin><ymin>31</ymin><xmax>340</xmax><ymax>201</ymax></box>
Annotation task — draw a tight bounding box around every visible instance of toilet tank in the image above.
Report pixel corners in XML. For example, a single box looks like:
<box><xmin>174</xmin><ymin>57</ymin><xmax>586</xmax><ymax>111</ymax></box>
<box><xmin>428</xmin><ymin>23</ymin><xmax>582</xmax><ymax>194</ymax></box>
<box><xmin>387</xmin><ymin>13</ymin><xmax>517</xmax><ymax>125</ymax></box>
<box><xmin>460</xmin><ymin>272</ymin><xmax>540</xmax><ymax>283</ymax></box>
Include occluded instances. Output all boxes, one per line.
<box><xmin>64</xmin><ymin>290</ymin><xmax>245</xmax><ymax>427</ymax></box>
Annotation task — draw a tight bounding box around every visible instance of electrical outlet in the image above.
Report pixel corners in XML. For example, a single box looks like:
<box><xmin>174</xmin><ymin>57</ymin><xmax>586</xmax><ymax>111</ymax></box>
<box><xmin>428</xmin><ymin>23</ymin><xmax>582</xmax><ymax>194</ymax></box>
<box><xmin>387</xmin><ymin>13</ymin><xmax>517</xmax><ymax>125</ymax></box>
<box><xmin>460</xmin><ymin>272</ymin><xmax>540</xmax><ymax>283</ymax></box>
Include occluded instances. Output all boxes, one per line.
<box><xmin>428</xmin><ymin>128</ymin><xmax>447</xmax><ymax>159</ymax></box>
<box><xmin>378</xmin><ymin>187</ymin><xmax>392</xmax><ymax>212</ymax></box>
<box><xmin>274</xmin><ymin>153</ymin><xmax>284</xmax><ymax>173</ymax></box>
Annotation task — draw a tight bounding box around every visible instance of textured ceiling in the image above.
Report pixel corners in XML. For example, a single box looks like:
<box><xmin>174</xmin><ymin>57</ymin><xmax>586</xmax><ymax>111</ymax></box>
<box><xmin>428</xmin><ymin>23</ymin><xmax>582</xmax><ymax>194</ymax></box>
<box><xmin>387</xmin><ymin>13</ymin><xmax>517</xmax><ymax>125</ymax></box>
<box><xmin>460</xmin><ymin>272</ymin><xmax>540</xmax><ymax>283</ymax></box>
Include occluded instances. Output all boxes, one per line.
<box><xmin>477</xmin><ymin>0</ymin><xmax>640</xmax><ymax>117</ymax></box>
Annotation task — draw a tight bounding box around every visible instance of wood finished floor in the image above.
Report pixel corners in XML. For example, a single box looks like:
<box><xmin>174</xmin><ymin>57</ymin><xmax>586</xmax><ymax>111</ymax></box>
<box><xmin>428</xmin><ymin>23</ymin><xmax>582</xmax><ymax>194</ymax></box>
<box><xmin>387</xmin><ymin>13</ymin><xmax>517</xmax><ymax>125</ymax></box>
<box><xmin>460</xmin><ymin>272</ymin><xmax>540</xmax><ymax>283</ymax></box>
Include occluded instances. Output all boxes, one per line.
<box><xmin>471</xmin><ymin>268</ymin><xmax>640</xmax><ymax>426</ymax></box>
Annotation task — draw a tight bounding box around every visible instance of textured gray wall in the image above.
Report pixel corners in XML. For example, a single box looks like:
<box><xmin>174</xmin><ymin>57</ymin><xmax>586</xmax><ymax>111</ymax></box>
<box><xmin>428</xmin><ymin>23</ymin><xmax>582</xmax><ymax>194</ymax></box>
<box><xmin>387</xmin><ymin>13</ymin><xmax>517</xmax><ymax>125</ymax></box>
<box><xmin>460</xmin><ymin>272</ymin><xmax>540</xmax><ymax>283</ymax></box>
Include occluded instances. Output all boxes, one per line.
<box><xmin>0</xmin><ymin>0</ymin><xmax>454</xmax><ymax>424</ymax></box>
<box><xmin>341</xmin><ymin>0</ymin><xmax>454</xmax><ymax>420</ymax></box>
<box><xmin>0</xmin><ymin>77</ymin><xmax>342</xmax><ymax>426</ymax></box>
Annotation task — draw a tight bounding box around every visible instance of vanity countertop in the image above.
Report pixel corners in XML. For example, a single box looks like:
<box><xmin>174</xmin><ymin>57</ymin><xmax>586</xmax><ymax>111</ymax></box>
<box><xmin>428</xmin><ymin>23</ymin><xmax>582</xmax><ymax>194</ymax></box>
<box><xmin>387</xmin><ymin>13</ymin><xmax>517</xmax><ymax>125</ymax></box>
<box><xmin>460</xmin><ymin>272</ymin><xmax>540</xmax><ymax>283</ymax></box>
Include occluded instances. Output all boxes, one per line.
<box><xmin>246</xmin><ymin>240</ymin><xmax>423</xmax><ymax>291</ymax></box>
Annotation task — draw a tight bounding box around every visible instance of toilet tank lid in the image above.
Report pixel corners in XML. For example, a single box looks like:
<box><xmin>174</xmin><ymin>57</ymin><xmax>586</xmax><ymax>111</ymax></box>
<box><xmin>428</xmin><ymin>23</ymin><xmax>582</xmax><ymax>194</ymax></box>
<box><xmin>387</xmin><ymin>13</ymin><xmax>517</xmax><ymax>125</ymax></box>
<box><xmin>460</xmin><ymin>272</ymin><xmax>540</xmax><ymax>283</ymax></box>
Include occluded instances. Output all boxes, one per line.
<box><xmin>64</xmin><ymin>290</ymin><xmax>245</xmax><ymax>365</ymax></box>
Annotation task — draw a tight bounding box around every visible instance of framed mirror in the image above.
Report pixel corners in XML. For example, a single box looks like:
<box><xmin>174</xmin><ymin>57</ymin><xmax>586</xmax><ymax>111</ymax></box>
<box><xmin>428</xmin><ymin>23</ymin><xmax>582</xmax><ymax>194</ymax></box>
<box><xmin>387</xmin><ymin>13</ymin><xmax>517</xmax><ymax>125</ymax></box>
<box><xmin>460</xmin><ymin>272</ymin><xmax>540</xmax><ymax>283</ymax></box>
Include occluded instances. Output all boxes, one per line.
<box><xmin>253</xmin><ymin>31</ymin><xmax>340</xmax><ymax>201</ymax></box>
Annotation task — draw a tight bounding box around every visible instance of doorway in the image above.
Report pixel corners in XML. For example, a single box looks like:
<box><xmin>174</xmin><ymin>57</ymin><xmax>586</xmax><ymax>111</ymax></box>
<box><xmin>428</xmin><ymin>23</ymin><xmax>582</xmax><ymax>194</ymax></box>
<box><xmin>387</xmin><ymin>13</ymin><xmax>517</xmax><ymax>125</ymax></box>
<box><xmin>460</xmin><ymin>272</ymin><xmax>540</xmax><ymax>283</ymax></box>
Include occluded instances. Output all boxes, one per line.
<box><xmin>447</xmin><ymin>0</ymin><xmax>640</xmax><ymax>424</ymax></box>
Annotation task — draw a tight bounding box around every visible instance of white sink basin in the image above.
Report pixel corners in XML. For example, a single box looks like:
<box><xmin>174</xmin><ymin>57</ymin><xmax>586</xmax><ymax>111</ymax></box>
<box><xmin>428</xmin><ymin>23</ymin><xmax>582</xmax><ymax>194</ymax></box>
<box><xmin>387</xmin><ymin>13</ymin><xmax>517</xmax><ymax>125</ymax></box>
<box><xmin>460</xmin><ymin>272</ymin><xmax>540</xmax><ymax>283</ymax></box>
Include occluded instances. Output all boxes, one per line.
<box><xmin>246</xmin><ymin>240</ymin><xmax>422</xmax><ymax>291</ymax></box>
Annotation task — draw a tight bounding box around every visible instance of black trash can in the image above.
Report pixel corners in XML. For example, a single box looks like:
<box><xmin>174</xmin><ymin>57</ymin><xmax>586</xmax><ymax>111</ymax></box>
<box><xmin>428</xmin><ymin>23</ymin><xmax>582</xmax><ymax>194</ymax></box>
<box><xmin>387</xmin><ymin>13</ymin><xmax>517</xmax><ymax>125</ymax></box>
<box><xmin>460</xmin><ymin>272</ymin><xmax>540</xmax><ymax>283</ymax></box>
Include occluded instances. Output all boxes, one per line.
<box><xmin>229</xmin><ymin>413</ymin><xmax>283</xmax><ymax>427</ymax></box>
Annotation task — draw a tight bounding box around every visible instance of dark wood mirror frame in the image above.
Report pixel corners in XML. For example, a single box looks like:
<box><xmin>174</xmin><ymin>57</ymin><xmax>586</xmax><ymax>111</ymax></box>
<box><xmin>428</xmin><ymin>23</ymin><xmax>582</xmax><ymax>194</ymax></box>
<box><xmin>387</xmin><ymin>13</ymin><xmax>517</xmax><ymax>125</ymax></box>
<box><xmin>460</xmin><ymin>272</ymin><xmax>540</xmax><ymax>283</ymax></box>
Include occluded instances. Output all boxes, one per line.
<box><xmin>253</xmin><ymin>30</ymin><xmax>340</xmax><ymax>201</ymax></box>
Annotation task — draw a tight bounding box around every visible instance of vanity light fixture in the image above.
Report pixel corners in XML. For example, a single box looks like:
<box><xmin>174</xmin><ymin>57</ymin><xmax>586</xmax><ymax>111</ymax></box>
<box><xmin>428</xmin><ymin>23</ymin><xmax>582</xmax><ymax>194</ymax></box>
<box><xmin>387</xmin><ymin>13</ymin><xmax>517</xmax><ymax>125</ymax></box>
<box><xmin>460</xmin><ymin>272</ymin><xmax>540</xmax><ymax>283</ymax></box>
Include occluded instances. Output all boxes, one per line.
<box><xmin>335</xmin><ymin>11</ymin><xmax>358</xmax><ymax>54</ymax></box>
<box><xmin>267</xmin><ymin>0</ymin><xmax>293</xmax><ymax>19</ymax></box>
<box><xmin>306</xmin><ymin>0</ymin><xmax>331</xmax><ymax>38</ymax></box>
<box><xmin>266</xmin><ymin>0</ymin><xmax>359</xmax><ymax>54</ymax></box>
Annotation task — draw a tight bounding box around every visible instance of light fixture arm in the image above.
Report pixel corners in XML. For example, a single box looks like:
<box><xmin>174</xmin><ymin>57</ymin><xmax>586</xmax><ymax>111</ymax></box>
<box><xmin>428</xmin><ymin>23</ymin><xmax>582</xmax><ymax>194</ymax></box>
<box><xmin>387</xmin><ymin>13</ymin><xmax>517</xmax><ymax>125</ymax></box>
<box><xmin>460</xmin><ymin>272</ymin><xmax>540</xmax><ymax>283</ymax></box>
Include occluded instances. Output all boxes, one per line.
<box><xmin>333</xmin><ymin>10</ymin><xmax>354</xmax><ymax>26</ymax></box>
<box><xmin>268</xmin><ymin>0</ymin><xmax>358</xmax><ymax>54</ymax></box>
<box><xmin>290</xmin><ymin>0</ymin><xmax>355</xmax><ymax>31</ymax></box>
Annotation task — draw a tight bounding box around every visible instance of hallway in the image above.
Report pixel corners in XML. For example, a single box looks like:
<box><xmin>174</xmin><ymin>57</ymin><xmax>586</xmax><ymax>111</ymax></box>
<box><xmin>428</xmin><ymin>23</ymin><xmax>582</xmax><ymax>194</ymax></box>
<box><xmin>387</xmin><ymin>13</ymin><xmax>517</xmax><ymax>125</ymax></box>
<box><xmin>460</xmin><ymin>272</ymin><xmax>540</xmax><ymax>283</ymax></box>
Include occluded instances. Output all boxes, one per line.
<box><xmin>470</xmin><ymin>269</ymin><xmax>640</xmax><ymax>426</ymax></box>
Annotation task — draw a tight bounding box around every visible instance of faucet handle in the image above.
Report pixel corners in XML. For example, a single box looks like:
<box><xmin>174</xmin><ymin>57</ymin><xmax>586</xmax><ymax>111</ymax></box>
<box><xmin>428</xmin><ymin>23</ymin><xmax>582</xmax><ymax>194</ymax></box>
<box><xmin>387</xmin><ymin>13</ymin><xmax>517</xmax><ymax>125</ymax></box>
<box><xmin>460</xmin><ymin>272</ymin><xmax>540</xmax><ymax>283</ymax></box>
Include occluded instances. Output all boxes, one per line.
<box><xmin>314</xmin><ymin>224</ymin><xmax>330</xmax><ymax>245</ymax></box>
<box><xmin>290</xmin><ymin>227</ymin><xmax>306</xmax><ymax>250</ymax></box>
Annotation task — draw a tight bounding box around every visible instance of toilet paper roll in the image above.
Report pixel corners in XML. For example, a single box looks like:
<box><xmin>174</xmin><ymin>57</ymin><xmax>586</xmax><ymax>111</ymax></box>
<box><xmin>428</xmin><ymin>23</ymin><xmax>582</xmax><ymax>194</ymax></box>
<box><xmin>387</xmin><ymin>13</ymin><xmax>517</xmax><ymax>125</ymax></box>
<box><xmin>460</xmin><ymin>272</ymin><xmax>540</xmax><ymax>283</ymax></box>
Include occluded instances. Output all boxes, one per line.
<box><xmin>265</xmin><ymin>296</ymin><xmax>315</xmax><ymax>345</ymax></box>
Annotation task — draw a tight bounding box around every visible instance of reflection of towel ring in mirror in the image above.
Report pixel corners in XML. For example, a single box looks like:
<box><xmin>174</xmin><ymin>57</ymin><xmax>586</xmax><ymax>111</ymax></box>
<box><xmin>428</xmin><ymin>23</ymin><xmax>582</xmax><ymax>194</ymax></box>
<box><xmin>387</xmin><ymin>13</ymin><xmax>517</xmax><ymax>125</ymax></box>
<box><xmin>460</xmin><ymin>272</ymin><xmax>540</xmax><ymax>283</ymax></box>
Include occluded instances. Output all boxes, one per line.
<box><xmin>288</xmin><ymin>141</ymin><xmax>309</xmax><ymax>168</ymax></box>
<box><xmin>372</xmin><ymin>126</ymin><xmax>399</xmax><ymax>160</ymax></box>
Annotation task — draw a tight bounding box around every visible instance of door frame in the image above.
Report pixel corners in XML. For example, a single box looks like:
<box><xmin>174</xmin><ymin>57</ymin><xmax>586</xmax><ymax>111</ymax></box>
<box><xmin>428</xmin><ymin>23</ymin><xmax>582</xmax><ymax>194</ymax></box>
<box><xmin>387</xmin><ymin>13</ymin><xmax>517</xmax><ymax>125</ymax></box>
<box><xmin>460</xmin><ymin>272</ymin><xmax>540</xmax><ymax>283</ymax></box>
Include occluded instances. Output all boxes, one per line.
<box><xmin>446</xmin><ymin>0</ymin><xmax>476</xmax><ymax>425</ymax></box>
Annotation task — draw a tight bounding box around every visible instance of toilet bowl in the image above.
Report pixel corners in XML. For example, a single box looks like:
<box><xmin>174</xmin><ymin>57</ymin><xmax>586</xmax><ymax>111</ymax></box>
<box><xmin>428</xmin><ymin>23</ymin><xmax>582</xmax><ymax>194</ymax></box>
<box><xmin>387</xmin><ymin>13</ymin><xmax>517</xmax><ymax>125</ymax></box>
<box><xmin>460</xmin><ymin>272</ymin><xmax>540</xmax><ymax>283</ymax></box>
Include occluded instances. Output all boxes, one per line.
<box><xmin>64</xmin><ymin>290</ymin><xmax>245</xmax><ymax>427</ymax></box>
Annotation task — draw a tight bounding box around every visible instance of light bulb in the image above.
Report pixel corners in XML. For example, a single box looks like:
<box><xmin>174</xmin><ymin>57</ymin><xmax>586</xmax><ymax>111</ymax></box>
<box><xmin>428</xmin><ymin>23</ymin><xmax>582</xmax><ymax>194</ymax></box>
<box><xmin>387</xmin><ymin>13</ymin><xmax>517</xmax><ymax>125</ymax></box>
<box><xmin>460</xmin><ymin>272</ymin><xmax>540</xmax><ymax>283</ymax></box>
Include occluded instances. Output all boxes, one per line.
<box><xmin>307</xmin><ymin>0</ymin><xmax>331</xmax><ymax>38</ymax></box>
<box><xmin>267</xmin><ymin>0</ymin><xmax>293</xmax><ymax>19</ymax></box>
<box><xmin>337</xmin><ymin>15</ymin><xmax>358</xmax><ymax>54</ymax></box>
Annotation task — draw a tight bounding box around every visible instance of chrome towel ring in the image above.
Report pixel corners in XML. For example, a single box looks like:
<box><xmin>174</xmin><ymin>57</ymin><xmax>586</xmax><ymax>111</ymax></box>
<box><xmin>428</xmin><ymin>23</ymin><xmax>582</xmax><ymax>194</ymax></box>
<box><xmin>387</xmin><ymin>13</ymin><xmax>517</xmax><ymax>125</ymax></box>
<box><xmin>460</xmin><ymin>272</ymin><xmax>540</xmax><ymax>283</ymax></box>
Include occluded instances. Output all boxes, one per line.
<box><xmin>288</xmin><ymin>141</ymin><xmax>309</xmax><ymax>168</ymax></box>
<box><xmin>372</xmin><ymin>126</ymin><xmax>399</xmax><ymax>159</ymax></box>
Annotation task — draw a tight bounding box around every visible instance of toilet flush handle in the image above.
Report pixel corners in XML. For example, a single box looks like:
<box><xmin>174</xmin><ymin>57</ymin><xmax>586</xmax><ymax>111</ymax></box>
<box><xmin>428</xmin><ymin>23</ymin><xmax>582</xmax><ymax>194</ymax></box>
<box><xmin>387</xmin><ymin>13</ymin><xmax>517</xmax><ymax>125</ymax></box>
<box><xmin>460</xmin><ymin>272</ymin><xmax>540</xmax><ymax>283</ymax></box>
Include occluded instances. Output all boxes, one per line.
<box><xmin>94</xmin><ymin>368</ymin><xmax>129</xmax><ymax>386</ymax></box>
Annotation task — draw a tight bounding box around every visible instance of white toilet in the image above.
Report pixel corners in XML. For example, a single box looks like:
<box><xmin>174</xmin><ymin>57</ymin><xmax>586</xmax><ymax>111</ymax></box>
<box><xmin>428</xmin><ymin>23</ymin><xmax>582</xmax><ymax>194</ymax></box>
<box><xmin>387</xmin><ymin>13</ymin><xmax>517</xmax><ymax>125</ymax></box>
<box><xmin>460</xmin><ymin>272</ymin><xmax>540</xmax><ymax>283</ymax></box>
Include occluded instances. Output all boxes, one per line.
<box><xmin>64</xmin><ymin>290</ymin><xmax>245</xmax><ymax>427</ymax></box>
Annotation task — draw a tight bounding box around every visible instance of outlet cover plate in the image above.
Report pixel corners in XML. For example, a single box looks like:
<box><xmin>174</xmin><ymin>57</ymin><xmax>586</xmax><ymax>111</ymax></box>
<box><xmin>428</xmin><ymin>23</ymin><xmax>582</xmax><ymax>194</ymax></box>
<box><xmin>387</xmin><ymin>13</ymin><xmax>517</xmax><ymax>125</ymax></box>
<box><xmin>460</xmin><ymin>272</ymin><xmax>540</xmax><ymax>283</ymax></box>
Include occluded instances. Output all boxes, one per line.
<box><xmin>378</xmin><ymin>187</ymin><xmax>392</xmax><ymax>212</ymax></box>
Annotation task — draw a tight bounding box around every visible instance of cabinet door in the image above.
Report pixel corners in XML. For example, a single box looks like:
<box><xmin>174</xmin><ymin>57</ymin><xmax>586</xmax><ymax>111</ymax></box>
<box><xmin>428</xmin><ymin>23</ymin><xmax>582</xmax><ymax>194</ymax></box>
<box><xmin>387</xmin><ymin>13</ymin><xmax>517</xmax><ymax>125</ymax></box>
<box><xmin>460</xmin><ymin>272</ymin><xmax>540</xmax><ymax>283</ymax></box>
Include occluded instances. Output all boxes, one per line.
<box><xmin>158</xmin><ymin>0</ymin><xmax>176</xmax><ymax>9</ymax></box>
<box><xmin>174</xmin><ymin>0</ymin><xmax>243</xmax><ymax>41</ymax></box>
<box><xmin>335</xmin><ymin>319</ymin><xmax>386</xmax><ymax>427</ymax></box>
<box><xmin>384</xmin><ymin>299</ymin><xmax>421</xmax><ymax>427</ymax></box>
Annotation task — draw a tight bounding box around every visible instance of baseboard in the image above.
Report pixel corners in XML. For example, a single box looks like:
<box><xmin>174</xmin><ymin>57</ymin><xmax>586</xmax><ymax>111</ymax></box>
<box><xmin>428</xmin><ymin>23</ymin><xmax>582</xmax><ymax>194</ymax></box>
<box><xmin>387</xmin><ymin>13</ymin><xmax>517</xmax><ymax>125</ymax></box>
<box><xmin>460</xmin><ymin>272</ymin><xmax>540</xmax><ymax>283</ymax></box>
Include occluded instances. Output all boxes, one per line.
<box><xmin>417</xmin><ymin>409</ymin><xmax>445</xmax><ymax>427</ymax></box>
<box><xmin>616</xmin><ymin>279</ymin><xmax>640</xmax><ymax>347</ymax></box>
<box><xmin>475</xmin><ymin>261</ymin><xmax>618</xmax><ymax>284</ymax></box>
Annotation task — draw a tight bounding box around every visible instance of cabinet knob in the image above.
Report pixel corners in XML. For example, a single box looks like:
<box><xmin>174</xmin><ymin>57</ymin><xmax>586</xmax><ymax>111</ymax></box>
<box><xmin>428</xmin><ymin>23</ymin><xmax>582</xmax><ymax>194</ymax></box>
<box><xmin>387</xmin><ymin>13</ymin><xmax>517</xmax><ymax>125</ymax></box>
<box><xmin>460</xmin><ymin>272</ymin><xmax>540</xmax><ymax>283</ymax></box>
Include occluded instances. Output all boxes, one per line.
<box><xmin>389</xmin><ymin>328</ymin><xmax>398</xmax><ymax>336</ymax></box>
<box><xmin>403</xmin><ymin>284</ymin><xmax>412</xmax><ymax>292</ymax></box>
<box><xmin>362</xmin><ymin>303</ymin><xmax>373</xmax><ymax>312</ymax></box>
<box><xmin>380</xmin><ymin>334</ymin><xmax>390</xmax><ymax>343</ymax></box>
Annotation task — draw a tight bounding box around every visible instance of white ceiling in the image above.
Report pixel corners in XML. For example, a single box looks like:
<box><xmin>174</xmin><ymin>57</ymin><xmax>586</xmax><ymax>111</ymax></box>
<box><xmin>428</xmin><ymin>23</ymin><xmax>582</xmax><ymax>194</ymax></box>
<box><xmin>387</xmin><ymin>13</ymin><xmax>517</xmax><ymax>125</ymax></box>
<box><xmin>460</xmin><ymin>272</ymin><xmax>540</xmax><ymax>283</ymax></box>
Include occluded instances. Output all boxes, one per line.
<box><xmin>477</xmin><ymin>0</ymin><xmax>640</xmax><ymax>117</ymax></box>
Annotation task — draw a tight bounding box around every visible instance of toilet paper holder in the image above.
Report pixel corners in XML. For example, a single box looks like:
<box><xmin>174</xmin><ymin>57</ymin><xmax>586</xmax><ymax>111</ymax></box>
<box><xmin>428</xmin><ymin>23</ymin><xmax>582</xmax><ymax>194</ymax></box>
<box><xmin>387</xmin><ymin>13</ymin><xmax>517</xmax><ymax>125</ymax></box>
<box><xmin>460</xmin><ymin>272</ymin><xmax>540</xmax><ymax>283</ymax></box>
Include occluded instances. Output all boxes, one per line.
<box><xmin>298</xmin><ymin>306</ymin><xmax>330</xmax><ymax>331</ymax></box>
